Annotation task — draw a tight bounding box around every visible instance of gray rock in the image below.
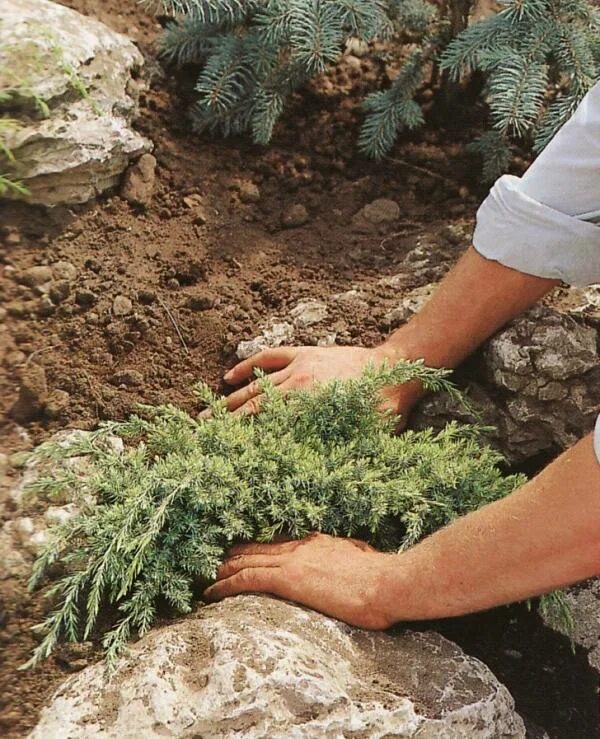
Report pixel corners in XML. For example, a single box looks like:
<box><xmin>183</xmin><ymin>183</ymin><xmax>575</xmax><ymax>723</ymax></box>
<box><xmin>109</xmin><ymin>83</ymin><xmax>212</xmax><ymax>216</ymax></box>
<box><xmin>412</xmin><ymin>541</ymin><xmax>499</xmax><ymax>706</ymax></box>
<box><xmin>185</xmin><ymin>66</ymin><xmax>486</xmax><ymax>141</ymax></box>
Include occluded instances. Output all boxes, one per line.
<box><xmin>18</xmin><ymin>265</ymin><xmax>53</xmax><ymax>288</ymax></box>
<box><xmin>75</xmin><ymin>288</ymin><xmax>98</xmax><ymax>308</ymax></box>
<box><xmin>52</xmin><ymin>261</ymin><xmax>78</xmax><ymax>282</ymax></box>
<box><xmin>290</xmin><ymin>299</ymin><xmax>328</xmax><ymax>328</ymax></box>
<box><xmin>1</xmin><ymin>0</ymin><xmax>152</xmax><ymax>206</ymax></box>
<box><xmin>541</xmin><ymin>579</ymin><xmax>600</xmax><ymax>674</ymax></box>
<box><xmin>237</xmin><ymin>180</ymin><xmax>261</xmax><ymax>204</ymax></box>
<box><xmin>30</xmin><ymin>595</ymin><xmax>525</xmax><ymax>739</ymax></box>
<box><xmin>281</xmin><ymin>203</ymin><xmax>309</xmax><ymax>228</ymax></box>
<box><xmin>384</xmin><ymin>283</ymin><xmax>436</xmax><ymax>328</ymax></box>
<box><xmin>48</xmin><ymin>279</ymin><xmax>71</xmax><ymax>304</ymax></box>
<box><xmin>121</xmin><ymin>153</ymin><xmax>157</xmax><ymax>207</ymax></box>
<box><xmin>236</xmin><ymin>322</ymin><xmax>295</xmax><ymax>360</ymax></box>
<box><xmin>112</xmin><ymin>295</ymin><xmax>132</xmax><ymax>316</ymax></box>
<box><xmin>110</xmin><ymin>369</ymin><xmax>143</xmax><ymax>387</ymax></box>
<box><xmin>415</xmin><ymin>306</ymin><xmax>600</xmax><ymax>463</ymax></box>
<box><xmin>352</xmin><ymin>198</ymin><xmax>400</xmax><ymax>231</ymax></box>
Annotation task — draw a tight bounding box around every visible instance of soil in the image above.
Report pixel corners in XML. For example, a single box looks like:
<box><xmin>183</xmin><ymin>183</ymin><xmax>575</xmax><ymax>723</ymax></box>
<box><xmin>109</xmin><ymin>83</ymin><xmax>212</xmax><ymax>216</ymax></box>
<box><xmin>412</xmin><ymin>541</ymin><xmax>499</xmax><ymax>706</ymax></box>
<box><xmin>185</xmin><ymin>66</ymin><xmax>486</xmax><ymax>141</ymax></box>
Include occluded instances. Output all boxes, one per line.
<box><xmin>0</xmin><ymin>1</ymin><xmax>598</xmax><ymax>737</ymax></box>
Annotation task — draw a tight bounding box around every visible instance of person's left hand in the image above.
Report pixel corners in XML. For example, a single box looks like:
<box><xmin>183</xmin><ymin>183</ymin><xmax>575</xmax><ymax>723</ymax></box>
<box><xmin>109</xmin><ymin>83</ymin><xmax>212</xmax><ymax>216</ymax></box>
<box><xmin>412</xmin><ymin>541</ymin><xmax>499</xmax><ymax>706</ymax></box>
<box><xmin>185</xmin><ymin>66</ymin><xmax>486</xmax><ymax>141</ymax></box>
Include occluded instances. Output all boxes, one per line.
<box><xmin>203</xmin><ymin>533</ymin><xmax>397</xmax><ymax>630</ymax></box>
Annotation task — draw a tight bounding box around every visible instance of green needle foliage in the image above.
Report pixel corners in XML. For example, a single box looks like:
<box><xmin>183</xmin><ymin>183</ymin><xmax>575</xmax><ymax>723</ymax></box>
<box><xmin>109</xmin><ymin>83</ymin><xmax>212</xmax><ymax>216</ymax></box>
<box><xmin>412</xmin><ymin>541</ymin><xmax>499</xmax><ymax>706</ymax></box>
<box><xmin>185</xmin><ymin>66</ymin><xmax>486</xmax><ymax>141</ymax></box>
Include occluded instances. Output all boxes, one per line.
<box><xmin>24</xmin><ymin>362</ymin><xmax>562</xmax><ymax>670</ymax></box>
<box><xmin>151</xmin><ymin>0</ymin><xmax>598</xmax><ymax>179</ymax></box>
<box><xmin>440</xmin><ymin>0</ymin><xmax>600</xmax><ymax>180</ymax></box>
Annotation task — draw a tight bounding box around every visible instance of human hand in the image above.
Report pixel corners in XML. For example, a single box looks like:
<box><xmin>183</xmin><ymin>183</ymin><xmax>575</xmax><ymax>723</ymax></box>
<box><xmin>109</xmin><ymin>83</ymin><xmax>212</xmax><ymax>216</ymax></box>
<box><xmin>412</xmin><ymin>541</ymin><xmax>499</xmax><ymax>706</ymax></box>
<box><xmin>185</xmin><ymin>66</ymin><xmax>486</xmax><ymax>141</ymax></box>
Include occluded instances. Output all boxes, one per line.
<box><xmin>220</xmin><ymin>344</ymin><xmax>425</xmax><ymax>418</ymax></box>
<box><xmin>203</xmin><ymin>533</ymin><xmax>397</xmax><ymax>630</ymax></box>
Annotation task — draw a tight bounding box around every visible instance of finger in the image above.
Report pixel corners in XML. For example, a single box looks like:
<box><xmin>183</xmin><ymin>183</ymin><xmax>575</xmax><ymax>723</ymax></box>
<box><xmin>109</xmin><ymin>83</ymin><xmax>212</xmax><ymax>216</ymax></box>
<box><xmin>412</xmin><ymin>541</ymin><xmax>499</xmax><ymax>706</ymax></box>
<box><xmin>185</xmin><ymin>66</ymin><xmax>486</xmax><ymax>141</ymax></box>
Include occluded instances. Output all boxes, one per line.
<box><xmin>227</xmin><ymin>539</ymin><xmax>298</xmax><ymax>557</ymax></box>
<box><xmin>203</xmin><ymin>567</ymin><xmax>280</xmax><ymax>602</ymax></box>
<box><xmin>217</xmin><ymin>554</ymin><xmax>281</xmax><ymax>580</ymax></box>
<box><xmin>225</xmin><ymin>368</ymin><xmax>291</xmax><ymax>412</ymax></box>
<box><xmin>232</xmin><ymin>395</ymin><xmax>263</xmax><ymax>417</ymax></box>
<box><xmin>224</xmin><ymin>348</ymin><xmax>298</xmax><ymax>385</ymax></box>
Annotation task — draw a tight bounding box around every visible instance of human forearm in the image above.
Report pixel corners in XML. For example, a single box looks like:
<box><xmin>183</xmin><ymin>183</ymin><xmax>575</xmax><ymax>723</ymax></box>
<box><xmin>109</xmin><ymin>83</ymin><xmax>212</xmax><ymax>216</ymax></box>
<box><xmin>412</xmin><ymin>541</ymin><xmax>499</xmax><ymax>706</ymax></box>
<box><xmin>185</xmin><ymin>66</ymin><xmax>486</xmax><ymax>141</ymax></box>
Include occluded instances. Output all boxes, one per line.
<box><xmin>382</xmin><ymin>246</ymin><xmax>558</xmax><ymax>371</ymax></box>
<box><xmin>380</xmin><ymin>434</ymin><xmax>600</xmax><ymax>622</ymax></box>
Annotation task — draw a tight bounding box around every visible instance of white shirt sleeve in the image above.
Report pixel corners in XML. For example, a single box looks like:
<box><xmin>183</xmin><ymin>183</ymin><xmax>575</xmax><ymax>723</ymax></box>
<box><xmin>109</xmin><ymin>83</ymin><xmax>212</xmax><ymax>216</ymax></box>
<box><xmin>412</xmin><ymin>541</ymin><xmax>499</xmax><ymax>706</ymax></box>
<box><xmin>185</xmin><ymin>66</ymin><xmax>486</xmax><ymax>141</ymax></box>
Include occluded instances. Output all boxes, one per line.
<box><xmin>472</xmin><ymin>82</ymin><xmax>600</xmax><ymax>464</ymax></box>
<box><xmin>473</xmin><ymin>82</ymin><xmax>600</xmax><ymax>286</ymax></box>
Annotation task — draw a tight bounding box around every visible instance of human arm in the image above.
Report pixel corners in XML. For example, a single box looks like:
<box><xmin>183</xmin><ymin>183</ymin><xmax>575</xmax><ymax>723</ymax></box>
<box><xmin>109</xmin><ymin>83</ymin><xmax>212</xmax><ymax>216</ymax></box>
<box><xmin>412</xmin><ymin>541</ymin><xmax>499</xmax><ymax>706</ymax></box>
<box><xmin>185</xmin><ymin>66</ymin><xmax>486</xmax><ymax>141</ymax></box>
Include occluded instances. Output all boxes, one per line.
<box><xmin>204</xmin><ymin>432</ymin><xmax>600</xmax><ymax>627</ymax></box>
<box><xmin>224</xmin><ymin>82</ymin><xmax>600</xmax><ymax>418</ymax></box>
<box><xmin>222</xmin><ymin>246</ymin><xmax>558</xmax><ymax>416</ymax></box>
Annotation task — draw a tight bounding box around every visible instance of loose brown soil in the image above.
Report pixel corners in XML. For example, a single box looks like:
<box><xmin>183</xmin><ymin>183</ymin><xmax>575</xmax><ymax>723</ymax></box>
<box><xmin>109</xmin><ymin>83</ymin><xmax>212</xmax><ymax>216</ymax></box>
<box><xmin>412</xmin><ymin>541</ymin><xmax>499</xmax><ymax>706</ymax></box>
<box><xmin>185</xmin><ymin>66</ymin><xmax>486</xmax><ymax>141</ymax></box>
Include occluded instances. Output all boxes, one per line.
<box><xmin>0</xmin><ymin>2</ymin><xmax>598</xmax><ymax>737</ymax></box>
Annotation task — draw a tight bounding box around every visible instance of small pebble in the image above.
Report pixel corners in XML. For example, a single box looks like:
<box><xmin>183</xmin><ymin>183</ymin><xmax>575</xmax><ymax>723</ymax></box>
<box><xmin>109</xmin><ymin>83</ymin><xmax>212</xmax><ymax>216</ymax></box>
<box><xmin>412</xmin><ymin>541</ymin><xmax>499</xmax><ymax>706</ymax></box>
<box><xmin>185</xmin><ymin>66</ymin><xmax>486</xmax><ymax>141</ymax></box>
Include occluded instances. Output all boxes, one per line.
<box><xmin>112</xmin><ymin>295</ymin><xmax>133</xmax><ymax>316</ymax></box>
<box><xmin>281</xmin><ymin>204</ymin><xmax>310</xmax><ymax>228</ymax></box>
<box><xmin>75</xmin><ymin>289</ymin><xmax>98</xmax><ymax>308</ymax></box>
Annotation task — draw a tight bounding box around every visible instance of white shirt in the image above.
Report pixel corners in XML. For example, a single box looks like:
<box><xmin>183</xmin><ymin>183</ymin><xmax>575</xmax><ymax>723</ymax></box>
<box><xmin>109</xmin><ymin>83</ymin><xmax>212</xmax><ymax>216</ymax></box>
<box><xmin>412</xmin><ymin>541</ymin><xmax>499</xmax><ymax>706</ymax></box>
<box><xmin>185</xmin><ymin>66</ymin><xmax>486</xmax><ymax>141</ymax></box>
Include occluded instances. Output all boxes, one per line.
<box><xmin>472</xmin><ymin>82</ymin><xmax>600</xmax><ymax>462</ymax></box>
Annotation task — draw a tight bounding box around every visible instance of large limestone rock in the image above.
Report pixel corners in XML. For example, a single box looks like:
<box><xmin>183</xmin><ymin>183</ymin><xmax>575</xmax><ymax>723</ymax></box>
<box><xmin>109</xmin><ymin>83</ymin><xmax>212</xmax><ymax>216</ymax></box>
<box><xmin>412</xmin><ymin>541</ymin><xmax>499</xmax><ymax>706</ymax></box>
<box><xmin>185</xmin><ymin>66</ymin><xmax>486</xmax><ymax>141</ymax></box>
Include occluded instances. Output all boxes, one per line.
<box><xmin>414</xmin><ymin>305</ymin><xmax>600</xmax><ymax>463</ymax></box>
<box><xmin>30</xmin><ymin>595</ymin><xmax>525</xmax><ymax>738</ymax></box>
<box><xmin>0</xmin><ymin>430</ymin><xmax>121</xmax><ymax>585</ymax></box>
<box><xmin>542</xmin><ymin>579</ymin><xmax>600</xmax><ymax>674</ymax></box>
<box><xmin>0</xmin><ymin>0</ymin><xmax>152</xmax><ymax>206</ymax></box>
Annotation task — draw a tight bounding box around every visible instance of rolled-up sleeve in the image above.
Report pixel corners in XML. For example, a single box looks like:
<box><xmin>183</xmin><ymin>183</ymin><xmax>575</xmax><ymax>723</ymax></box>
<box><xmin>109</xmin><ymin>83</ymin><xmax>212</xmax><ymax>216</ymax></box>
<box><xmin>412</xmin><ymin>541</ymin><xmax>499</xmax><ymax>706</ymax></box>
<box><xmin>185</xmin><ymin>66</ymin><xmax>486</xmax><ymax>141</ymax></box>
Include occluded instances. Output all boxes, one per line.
<box><xmin>473</xmin><ymin>82</ymin><xmax>600</xmax><ymax>464</ymax></box>
<box><xmin>473</xmin><ymin>82</ymin><xmax>600</xmax><ymax>286</ymax></box>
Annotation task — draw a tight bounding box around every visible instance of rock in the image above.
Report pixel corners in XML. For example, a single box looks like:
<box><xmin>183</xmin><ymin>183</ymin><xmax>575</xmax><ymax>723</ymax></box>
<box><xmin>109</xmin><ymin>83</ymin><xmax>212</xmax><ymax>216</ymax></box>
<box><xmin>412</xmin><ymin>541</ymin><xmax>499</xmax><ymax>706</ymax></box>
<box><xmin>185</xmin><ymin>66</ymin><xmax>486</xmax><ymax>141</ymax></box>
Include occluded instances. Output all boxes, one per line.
<box><xmin>6</xmin><ymin>301</ymin><xmax>32</xmax><ymax>319</ymax></box>
<box><xmin>414</xmin><ymin>306</ymin><xmax>600</xmax><ymax>462</ymax></box>
<box><xmin>18</xmin><ymin>265</ymin><xmax>53</xmax><ymax>288</ymax></box>
<box><xmin>237</xmin><ymin>180</ymin><xmax>261</xmax><ymax>204</ymax></box>
<box><xmin>37</xmin><ymin>296</ymin><xmax>56</xmax><ymax>317</ymax></box>
<box><xmin>332</xmin><ymin>288</ymin><xmax>370</xmax><ymax>311</ymax></box>
<box><xmin>182</xmin><ymin>194</ymin><xmax>208</xmax><ymax>224</ymax></box>
<box><xmin>52</xmin><ymin>261</ymin><xmax>77</xmax><ymax>282</ymax></box>
<box><xmin>290</xmin><ymin>299</ymin><xmax>328</xmax><ymax>328</ymax></box>
<box><xmin>541</xmin><ymin>579</ymin><xmax>600</xmax><ymax>674</ymax></box>
<box><xmin>75</xmin><ymin>288</ymin><xmax>98</xmax><ymax>308</ymax></box>
<box><xmin>48</xmin><ymin>280</ymin><xmax>71</xmax><ymax>304</ymax></box>
<box><xmin>112</xmin><ymin>295</ymin><xmax>132</xmax><ymax>317</ymax></box>
<box><xmin>44</xmin><ymin>504</ymin><xmax>79</xmax><ymax>527</ymax></box>
<box><xmin>1</xmin><ymin>0</ymin><xmax>152</xmax><ymax>206</ymax></box>
<box><xmin>121</xmin><ymin>153</ymin><xmax>157</xmax><ymax>207</ymax></box>
<box><xmin>384</xmin><ymin>283</ymin><xmax>436</xmax><ymax>327</ymax></box>
<box><xmin>30</xmin><ymin>596</ymin><xmax>525</xmax><ymax>738</ymax></box>
<box><xmin>281</xmin><ymin>203</ymin><xmax>309</xmax><ymax>228</ymax></box>
<box><xmin>110</xmin><ymin>369</ymin><xmax>143</xmax><ymax>387</ymax></box>
<box><xmin>236</xmin><ymin>322</ymin><xmax>294</xmax><ymax>360</ymax></box>
<box><xmin>1</xmin><ymin>226</ymin><xmax>21</xmax><ymax>246</ymax></box>
<box><xmin>187</xmin><ymin>294</ymin><xmax>215</xmax><ymax>312</ymax></box>
<box><xmin>352</xmin><ymin>198</ymin><xmax>400</xmax><ymax>231</ymax></box>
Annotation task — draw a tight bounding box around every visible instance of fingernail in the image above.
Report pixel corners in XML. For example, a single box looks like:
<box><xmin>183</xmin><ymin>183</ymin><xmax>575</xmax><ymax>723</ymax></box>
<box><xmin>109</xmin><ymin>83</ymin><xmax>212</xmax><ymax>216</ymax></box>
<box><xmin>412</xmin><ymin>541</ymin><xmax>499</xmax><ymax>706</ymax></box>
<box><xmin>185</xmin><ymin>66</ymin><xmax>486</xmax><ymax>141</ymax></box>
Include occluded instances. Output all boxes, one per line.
<box><xmin>223</xmin><ymin>370</ymin><xmax>233</xmax><ymax>381</ymax></box>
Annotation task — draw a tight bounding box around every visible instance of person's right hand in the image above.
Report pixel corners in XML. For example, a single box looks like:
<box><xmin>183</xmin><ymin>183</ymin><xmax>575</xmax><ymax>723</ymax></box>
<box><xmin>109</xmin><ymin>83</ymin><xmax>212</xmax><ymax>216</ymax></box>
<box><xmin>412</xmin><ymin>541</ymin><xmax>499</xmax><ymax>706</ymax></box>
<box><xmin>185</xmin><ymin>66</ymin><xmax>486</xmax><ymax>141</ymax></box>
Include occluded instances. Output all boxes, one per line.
<box><xmin>219</xmin><ymin>343</ymin><xmax>425</xmax><ymax>419</ymax></box>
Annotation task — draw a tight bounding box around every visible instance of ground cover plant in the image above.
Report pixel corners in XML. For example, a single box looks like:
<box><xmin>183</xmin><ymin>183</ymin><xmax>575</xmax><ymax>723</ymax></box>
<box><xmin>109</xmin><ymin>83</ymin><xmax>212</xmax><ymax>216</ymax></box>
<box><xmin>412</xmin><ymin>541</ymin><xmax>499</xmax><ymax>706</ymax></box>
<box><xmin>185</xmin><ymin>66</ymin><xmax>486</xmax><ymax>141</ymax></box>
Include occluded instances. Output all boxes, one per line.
<box><xmin>21</xmin><ymin>361</ymin><xmax>566</xmax><ymax>670</ymax></box>
<box><xmin>152</xmin><ymin>0</ymin><xmax>599</xmax><ymax>180</ymax></box>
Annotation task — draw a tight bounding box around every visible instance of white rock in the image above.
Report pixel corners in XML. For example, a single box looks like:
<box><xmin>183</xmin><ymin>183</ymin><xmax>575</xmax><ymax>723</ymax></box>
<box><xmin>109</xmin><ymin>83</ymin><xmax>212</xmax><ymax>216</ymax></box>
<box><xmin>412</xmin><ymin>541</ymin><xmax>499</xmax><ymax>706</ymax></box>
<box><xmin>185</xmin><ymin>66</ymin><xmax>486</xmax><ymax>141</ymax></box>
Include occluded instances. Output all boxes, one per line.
<box><xmin>384</xmin><ymin>283</ymin><xmax>436</xmax><ymax>326</ymax></box>
<box><xmin>236</xmin><ymin>322</ymin><xmax>295</xmax><ymax>360</ymax></box>
<box><xmin>44</xmin><ymin>504</ymin><xmax>79</xmax><ymax>527</ymax></box>
<box><xmin>1</xmin><ymin>0</ymin><xmax>152</xmax><ymax>206</ymax></box>
<box><xmin>11</xmin><ymin>516</ymin><xmax>35</xmax><ymax>544</ymax></box>
<box><xmin>289</xmin><ymin>299</ymin><xmax>328</xmax><ymax>328</ymax></box>
<box><xmin>31</xmin><ymin>595</ymin><xmax>525</xmax><ymax>738</ymax></box>
<box><xmin>112</xmin><ymin>295</ymin><xmax>133</xmax><ymax>317</ymax></box>
<box><xmin>24</xmin><ymin>528</ymin><xmax>51</xmax><ymax>555</ymax></box>
<box><xmin>317</xmin><ymin>333</ymin><xmax>337</xmax><ymax>347</ymax></box>
<box><xmin>541</xmin><ymin>579</ymin><xmax>600</xmax><ymax>673</ymax></box>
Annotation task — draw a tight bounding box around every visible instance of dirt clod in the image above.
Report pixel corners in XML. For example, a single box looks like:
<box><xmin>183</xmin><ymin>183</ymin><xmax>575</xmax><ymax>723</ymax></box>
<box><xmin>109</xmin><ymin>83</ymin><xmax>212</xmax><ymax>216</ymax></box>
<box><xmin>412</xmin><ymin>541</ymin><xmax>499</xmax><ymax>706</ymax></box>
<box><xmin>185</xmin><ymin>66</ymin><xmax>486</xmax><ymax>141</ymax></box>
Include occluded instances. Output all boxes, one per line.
<box><xmin>281</xmin><ymin>203</ymin><xmax>310</xmax><ymax>228</ymax></box>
